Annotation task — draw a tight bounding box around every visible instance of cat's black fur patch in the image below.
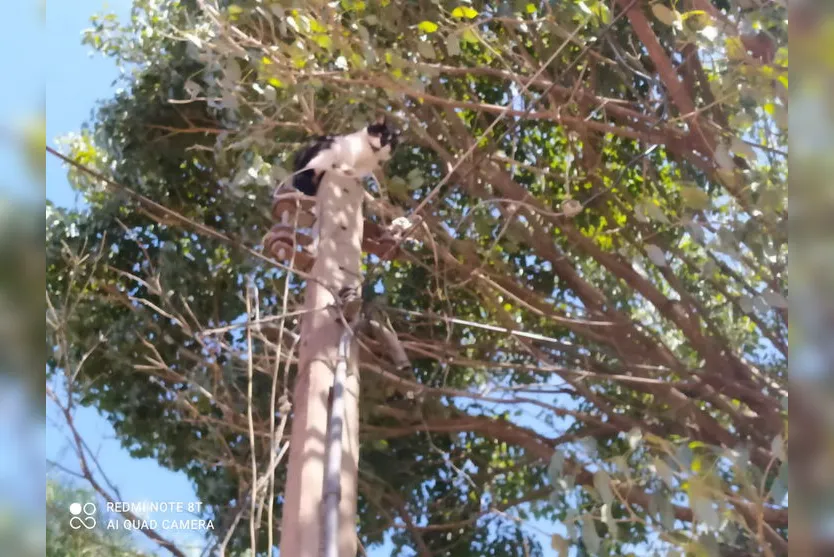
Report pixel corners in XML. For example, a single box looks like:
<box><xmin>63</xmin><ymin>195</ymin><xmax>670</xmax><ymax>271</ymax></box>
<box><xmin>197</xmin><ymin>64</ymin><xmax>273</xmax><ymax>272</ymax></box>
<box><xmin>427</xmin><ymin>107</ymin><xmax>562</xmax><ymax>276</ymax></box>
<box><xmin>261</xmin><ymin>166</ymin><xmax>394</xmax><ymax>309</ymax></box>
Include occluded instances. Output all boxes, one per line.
<box><xmin>292</xmin><ymin>135</ymin><xmax>334</xmax><ymax>196</ymax></box>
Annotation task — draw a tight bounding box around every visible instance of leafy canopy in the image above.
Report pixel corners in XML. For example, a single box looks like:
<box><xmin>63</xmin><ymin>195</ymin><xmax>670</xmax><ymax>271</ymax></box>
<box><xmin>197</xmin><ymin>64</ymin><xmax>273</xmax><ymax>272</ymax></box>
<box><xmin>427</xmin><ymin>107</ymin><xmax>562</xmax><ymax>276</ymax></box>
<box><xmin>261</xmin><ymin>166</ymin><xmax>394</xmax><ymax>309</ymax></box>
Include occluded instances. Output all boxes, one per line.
<box><xmin>48</xmin><ymin>0</ymin><xmax>787</xmax><ymax>555</ymax></box>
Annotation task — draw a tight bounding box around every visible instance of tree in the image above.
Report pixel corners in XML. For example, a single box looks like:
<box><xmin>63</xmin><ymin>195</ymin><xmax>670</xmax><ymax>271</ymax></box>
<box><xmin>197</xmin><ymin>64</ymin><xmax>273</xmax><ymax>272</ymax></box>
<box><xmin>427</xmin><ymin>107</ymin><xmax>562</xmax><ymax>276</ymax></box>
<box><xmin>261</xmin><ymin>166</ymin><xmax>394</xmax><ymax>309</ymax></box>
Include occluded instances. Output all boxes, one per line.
<box><xmin>47</xmin><ymin>0</ymin><xmax>788</xmax><ymax>555</ymax></box>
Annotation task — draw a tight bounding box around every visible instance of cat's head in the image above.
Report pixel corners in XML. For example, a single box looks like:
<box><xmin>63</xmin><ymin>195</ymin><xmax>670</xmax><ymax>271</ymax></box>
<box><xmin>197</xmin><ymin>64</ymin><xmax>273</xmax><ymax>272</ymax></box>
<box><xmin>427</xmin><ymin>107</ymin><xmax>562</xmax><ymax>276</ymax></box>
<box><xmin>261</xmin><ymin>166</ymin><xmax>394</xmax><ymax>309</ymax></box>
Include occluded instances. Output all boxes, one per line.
<box><xmin>366</xmin><ymin>115</ymin><xmax>399</xmax><ymax>158</ymax></box>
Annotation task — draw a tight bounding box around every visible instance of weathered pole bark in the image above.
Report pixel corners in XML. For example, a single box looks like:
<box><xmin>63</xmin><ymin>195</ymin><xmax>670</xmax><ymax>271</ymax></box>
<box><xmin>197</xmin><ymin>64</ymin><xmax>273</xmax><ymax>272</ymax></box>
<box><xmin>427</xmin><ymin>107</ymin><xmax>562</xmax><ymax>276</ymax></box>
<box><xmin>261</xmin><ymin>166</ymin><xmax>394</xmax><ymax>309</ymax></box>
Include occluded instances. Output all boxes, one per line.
<box><xmin>279</xmin><ymin>173</ymin><xmax>363</xmax><ymax>557</ymax></box>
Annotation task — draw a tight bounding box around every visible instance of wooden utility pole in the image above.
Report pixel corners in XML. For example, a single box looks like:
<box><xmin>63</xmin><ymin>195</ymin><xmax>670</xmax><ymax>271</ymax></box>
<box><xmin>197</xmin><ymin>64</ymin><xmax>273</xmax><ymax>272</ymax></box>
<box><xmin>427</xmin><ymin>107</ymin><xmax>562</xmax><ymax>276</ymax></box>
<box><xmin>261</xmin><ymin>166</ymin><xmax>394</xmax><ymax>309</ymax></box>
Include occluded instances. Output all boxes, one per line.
<box><xmin>278</xmin><ymin>172</ymin><xmax>363</xmax><ymax>557</ymax></box>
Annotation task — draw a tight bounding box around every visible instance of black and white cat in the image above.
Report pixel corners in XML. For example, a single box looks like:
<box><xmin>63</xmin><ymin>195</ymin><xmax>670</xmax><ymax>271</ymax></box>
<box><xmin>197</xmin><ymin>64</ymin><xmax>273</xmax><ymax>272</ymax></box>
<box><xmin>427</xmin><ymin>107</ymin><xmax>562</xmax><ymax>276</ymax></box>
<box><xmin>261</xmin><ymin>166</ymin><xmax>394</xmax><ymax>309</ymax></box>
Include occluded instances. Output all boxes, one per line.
<box><xmin>292</xmin><ymin>116</ymin><xmax>399</xmax><ymax>196</ymax></box>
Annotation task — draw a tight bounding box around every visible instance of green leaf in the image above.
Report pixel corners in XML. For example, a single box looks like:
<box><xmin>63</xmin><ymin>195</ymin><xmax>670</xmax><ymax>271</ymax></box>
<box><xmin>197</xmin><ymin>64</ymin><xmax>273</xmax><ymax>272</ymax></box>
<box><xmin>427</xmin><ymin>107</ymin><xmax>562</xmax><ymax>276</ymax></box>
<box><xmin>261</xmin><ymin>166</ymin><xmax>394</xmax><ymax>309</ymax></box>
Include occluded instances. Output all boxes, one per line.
<box><xmin>681</xmin><ymin>9</ymin><xmax>709</xmax><ymax>30</ymax></box>
<box><xmin>551</xmin><ymin>534</ymin><xmax>569</xmax><ymax>556</ymax></box>
<box><xmin>356</xmin><ymin>24</ymin><xmax>370</xmax><ymax>43</ymax></box>
<box><xmin>418</xmin><ymin>20</ymin><xmax>439</xmax><ymax>33</ymax></box>
<box><xmin>659</xmin><ymin>497</ymin><xmax>675</xmax><ymax>530</ymax></box>
<box><xmin>739</xmin><ymin>295</ymin><xmax>754</xmax><ymax>314</ymax></box>
<box><xmin>564</xmin><ymin>509</ymin><xmax>579</xmax><ymax>539</ymax></box>
<box><xmin>445</xmin><ymin>33</ymin><xmax>461</xmax><ymax>55</ymax></box>
<box><xmin>654</xmin><ymin>457</ymin><xmax>674</xmax><ymax>488</ymax></box>
<box><xmin>730</xmin><ymin>137</ymin><xmax>756</xmax><ymax>159</ymax></box>
<box><xmin>417</xmin><ymin>40</ymin><xmax>437</xmax><ymax>59</ymax></box>
<box><xmin>451</xmin><ymin>6</ymin><xmax>479</xmax><ymax>19</ymax></box>
<box><xmin>548</xmin><ymin>450</ymin><xmax>565</xmax><ymax>483</ymax></box>
<box><xmin>593</xmin><ymin>469</ymin><xmax>614</xmax><ymax>505</ymax></box>
<box><xmin>580</xmin><ymin>437</ymin><xmax>598</xmax><ymax>456</ymax></box>
<box><xmin>634</xmin><ymin>203</ymin><xmax>650</xmax><ymax>223</ymax></box>
<box><xmin>772</xmin><ymin>103</ymin><xmax>788</xmax><ymax>129</ymax></box>
<box><xmin>601</xmin><ymin>503</ymin><xmax>619</xmax><ymax>539</ymax></box>
<box><xmin>314</xmin><ymin>35</ymin><xmax>333</xmax><ymax>49</ymax></box>
<box><xmin>726</xmin><ymin>36</ymin><xmax>747</xmax><ymax>59</ymax></box>
<box><xmin>388</xmin><ymin>176</ymin><xmax>409</xmax><ymax>198</ymax></box>
<box><xmin>612</xmin><ymin>456</ymin><xmax>629</xmax><ymax>474</ymax></box>
<box><xmin>753</xmin><ymin>295</ymin><xmax>769</xmax><ymax>315</ymax></box>
<box><xmin>342</xmin><ymin>0</ymin><xmax>367</xmax><ymax>11</ymax></box>
<box><xmin>581</xmin><ymin>515</ymin><xmax>601</xmax><ymax>553</ymax></box>
<box><xmin>407</xmin><ymin>168</ymin><xmax>425</xmax><ymax>189</ymax></box>
<box><xmin>770</xmin><ymin>434</ymin><xmax>786</xmax><ymax>461</ymax></box>
<box><xmin>680</xmin><ymin>186</ymin><xmax>710</xmax><ymax>210</ymax></box>
<box><xmin>461</xmin><ymin>28</ymin><xmax>479</xmax><ymax>44</ymax></box>
<box><xmin>309</xmin><ymin>18</ymin><xmax>327</xmax><ymax>33</ymax></box>
<box><xmin>763</xmin><ymin>290</ymin><xmax>788</xmax><ymax>309</ymax></box>
<box><xmin>645</xmin><ymin>244</ymin><xmax>667</xmax><ymax>267</ymax></box>
<box><xmin>691</xmin><ymin>455</ymin><xmax>704</xmax><ymax>473</ymax></box>
<box><xmin>691</xmin><ymin>495</ymin><xmax>720</xmax><ymax>530</ymax></box>
<box><xmin>714</xmin><ymin>143</ymin><xmax>734</xmax><ymax>170</ymax></box>
<box><xmin>651</xmin><ymin>4</ymin><xmax>678</xmax><ymax>26</ymax></box>
<box><xmin>675</xmin><ymin>444</ymin><xmax>694</xmax><ymax>470</ymax></box>
<box><xmin>643</xmin><ymin>200</ymin><xmax>670</xmax><ymax>223</ymax></box>
<box><xmin>591</xmin><ymin>1</ymin><xmax>612</xmax><ymax>24</ymax></box>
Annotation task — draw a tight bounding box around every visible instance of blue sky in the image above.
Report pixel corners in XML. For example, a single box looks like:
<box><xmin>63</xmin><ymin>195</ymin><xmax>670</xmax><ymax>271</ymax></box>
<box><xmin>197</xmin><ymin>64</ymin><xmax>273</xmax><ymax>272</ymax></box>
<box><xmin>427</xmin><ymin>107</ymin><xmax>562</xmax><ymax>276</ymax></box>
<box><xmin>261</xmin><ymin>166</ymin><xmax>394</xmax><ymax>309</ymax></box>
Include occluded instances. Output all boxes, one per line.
<box><xmin>0</xmin><ymin>2</ymin><xmax>43</xmax><ymax>203</ymax></box>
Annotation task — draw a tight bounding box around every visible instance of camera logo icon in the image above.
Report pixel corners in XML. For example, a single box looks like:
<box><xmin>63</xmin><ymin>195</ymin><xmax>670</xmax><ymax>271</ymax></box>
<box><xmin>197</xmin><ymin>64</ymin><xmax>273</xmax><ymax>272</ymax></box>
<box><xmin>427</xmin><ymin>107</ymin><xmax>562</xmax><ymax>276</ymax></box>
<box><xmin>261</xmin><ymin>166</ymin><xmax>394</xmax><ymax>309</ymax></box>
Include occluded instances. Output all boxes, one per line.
<box><xmin>69</xmin><ymin>502</ymin><xmax>97</xmax><ymax>530</ymax></box>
